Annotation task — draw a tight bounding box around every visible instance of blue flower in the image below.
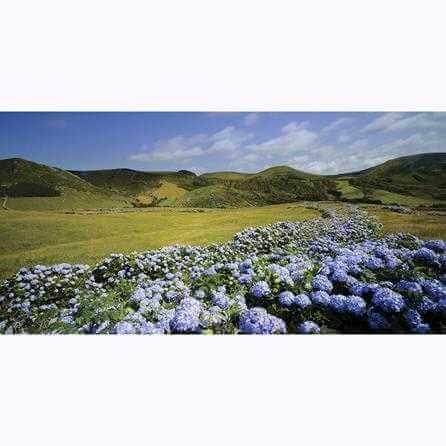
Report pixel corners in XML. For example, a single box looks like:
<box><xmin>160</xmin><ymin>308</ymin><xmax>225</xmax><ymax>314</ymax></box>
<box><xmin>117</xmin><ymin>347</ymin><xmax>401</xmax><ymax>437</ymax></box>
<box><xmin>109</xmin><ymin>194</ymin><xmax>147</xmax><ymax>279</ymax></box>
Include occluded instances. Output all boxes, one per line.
<box><xmin>412</xmin><ymin>323</ymin><xmax>431</xmax><ymax>334</ymax></box>
<box><xmin>211</xmin><ymin>291</ymin><xmax>230</xmax><ymax>310</ymax></box>
<box><xmin>372</xmin><ymin>288</ymin><xmax>405</xmax><ymax>313</ymax></box>
<box><xmin>367</xmin><ymin>311</ymin><xmax>391</xmax><ymax>331</ymax></box>
<box><xmin>311</xmin><ymin>275</ymin><xmax>333</xmax><ymax>293</ymax></box>
<box><xmin>238</xmin><ymin>308</ymin><xmax>286</xmax><ymax>334</ymax></box>
<box><xmin>329</xmin><ymin>294</ymin><xmax>346</xmax><ymax>312</ymax></box>
<box><xmin>250</xmin><ymin>281</ymin><xmax>271</xmax><ymax>298</ymax></box>
<box><xmin>413</xmin><ymin>248</ymin><xmax>438</xmax><ymax>266</ymax></box>
<box><xmin>424</xmin><ymin>240</ymin><xmax>446</xmax><ymax>253</ymax></box>
<box><xmin>344</xmin><ymin>295</ymin><xmax>367</xmax><ymax>317</ymax></box>
<box><xmin>419</xmin><ymin>279</ymin><xmax>446</xmax><ymax>301</ymax></box>
<box><xmin>415</xmin><ymin>296</ymin><xmax>436</xmax><ymax>314</ymax></box>
<box><xmin>113</xmin><ymin>321</ymin><xmax>136</xmax><ymax>334</ymax></box>
<box><xmin>311</xmin><ymin>291</ymin><xmax>331</xmax><ymax>307</ymax></box>
<box><xmin>170</xmin><ymin>298</ymin><xmax>202</xmax><ymax>333</ymax></box>
<box><xmin>404</xmin><ymin>309</ymin><xmax>422</xmax><ymax>328</ymax></box>
<box><xmin>278</xmin><ymin>291</ymin><xmax>295</xmax><ymax>307</ymax></box>
<box><xmin>297</xmin><ymin>321</ymin><xmax>320</xmax><ymax>334</ymax></box>
<box><xmin>394</xmin><ymin>280</ymin><xmax>422</xmax><ymax>295</ymax></box>
<box><xmin>330</xmin><ymin>269</ymin><xmax>349</xmax><ymax>283</ymax></box>
<box><xmin>294</xmin><ymin>293</ymin><xmax>312</xmax><ymax>310</ymax></box>
<box><xmin>363</xmin><ymin>256</ymin><xmax>384</xmax><ymax>270</ymax></box>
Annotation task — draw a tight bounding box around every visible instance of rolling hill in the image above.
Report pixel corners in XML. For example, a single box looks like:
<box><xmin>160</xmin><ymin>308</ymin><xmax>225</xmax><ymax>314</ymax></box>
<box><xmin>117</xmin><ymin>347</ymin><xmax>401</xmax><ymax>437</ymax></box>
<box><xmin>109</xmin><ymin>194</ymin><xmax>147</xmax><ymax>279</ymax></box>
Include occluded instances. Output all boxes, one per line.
<box><xmin>1</xmin><ymin>152</ymin><xmax>445</xmax><ymax>210</ymax></box>
<box><xmin>337</xmin><ymin>153</ymin><xmax>446</xmax><ymax>203</ymax></box>
<box><xmin>0</xmin><ymin>158</ymin><xmax>129</xmax><ymax>210</ymax></box>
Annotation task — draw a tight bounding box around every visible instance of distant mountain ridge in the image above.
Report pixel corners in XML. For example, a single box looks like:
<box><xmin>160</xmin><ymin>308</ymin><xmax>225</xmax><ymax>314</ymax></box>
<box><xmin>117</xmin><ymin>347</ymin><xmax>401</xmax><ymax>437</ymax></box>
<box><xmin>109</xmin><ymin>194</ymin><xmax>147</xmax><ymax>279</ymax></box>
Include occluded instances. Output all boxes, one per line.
<box><xmin>1</xmin><ymin>152</ymin><xmax>445</xmax><ymax>209</ymax></box>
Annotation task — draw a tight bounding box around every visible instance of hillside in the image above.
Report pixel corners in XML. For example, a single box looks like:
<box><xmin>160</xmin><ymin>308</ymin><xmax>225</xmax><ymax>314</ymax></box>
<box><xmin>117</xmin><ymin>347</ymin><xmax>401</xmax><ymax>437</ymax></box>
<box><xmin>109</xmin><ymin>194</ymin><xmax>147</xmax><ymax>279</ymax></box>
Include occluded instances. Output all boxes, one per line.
<box><xmin>71</xmin><ymin>167</ymin><xmax>208</xmax><ymax>206</ymax></box>
<box><xmin>338</xmin><ymin>153</ymin><xmax>446</xmax><ymax>203</ymax></box>
<box><xmin>0</xmin><ymin>158</ymin><xmax>129</xmax><ymax>210</ymax></box>
<box><xmin>1</xmin><ymin>153</ymin><xmax>445</xmax><ymax>210</ymax></box>
<box><xmin>198</xmin><ymin>166</ymin><xmax>336</xmax><ymax>207</ymax></box>
<box><xmin>71</xmin><ymin>168</ymin><xmax>205</xmax><ymax>194</ymax></box>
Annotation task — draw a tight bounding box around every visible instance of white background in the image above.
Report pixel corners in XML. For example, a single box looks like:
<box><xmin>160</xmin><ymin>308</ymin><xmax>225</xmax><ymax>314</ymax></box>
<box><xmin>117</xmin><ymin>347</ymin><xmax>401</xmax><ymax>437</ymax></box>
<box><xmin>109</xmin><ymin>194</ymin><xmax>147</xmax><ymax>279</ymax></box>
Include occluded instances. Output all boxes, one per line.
<box><xmin>1</xmin><ymin>1</ymin><xmax>445</xmax><ymax>445</ymax></box>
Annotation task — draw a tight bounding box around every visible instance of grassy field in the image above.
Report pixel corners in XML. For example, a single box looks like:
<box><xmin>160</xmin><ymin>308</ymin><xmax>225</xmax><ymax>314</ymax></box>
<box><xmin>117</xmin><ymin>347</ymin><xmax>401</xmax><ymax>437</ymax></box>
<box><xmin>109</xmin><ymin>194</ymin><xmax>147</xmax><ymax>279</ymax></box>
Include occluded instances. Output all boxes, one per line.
<box><xmin>366</xmin><ymin>189</ymin><xmax>437</xmax><ymax>206</ymax></box>
<box><xmin>5</xmin><ymin>190</ymin><xmax>130</xmax><ymax>211</ymax></box>
<box><xmin>335</xmin><ymin>180</ymin><xmax>364</xmax><ymax>200</ymax></box>
<box><xmin>2</xmin><ymin>202</ymin><xmax>445</xmax><ymax>279</ymax></box>
<box><xmin>0</xmin><ymin>204</ymin><xmax>319</xmax><ymax>278</ymax></box>
<box><xmin>367</xmin><ymin>207</ymin><xmax>446</xmax><ymax>239</ymax></box>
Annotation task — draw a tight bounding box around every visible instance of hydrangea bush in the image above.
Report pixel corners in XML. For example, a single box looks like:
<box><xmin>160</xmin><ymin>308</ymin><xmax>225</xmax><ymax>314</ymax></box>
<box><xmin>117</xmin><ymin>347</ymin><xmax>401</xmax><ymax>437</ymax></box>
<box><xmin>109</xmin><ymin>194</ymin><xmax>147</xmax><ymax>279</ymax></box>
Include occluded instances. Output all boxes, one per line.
<box><xmin>1</xmin><ymin>207</ymin><xmax>445</xmax><ymax>334</ymax></box>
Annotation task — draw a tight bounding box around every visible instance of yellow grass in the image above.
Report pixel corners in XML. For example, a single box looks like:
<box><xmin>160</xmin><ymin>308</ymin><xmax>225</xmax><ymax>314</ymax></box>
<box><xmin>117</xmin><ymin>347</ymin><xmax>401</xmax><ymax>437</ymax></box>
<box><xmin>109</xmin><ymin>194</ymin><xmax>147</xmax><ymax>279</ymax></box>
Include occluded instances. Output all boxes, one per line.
<box><xmin>0</xmin><ymin>204</ymin><xmax>319</xmax><ymax>278</ymax></box>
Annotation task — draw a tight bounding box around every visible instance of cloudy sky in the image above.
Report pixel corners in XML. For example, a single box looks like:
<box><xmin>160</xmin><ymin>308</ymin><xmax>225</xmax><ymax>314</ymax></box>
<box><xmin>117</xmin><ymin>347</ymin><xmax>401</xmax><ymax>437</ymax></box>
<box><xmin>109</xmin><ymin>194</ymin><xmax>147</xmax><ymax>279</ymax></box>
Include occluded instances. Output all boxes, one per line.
<box><xmin>0</xmin><ymin>112</ymin><xmax>445</xmax><ymax>174</ymax></box>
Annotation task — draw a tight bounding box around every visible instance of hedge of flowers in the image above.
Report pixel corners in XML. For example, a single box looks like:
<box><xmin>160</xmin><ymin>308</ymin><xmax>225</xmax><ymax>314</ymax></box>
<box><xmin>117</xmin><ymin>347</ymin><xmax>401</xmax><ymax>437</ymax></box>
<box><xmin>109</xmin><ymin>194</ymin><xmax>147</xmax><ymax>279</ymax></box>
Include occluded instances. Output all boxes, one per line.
<box><xmin>1</xmin><ymin>207</ymin><xmax>445</xmax><ymax>334</ymax></box>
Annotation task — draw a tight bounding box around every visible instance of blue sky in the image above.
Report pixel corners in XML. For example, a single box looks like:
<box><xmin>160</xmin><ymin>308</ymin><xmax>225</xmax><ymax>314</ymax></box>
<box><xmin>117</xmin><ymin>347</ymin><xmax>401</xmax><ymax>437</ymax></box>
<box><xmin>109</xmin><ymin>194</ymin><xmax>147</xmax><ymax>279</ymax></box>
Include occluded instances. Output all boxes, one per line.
<box><xmin>0</xmin><ymin>112</ymin><xmax>445</xmax><ymax>174</ymax></box>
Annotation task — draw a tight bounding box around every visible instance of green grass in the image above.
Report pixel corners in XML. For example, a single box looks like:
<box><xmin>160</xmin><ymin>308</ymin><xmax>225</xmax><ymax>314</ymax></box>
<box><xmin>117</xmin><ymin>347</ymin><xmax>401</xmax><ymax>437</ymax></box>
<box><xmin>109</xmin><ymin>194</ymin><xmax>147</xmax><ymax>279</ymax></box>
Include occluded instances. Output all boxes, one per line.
<box><xmin>368</xmin><ymin>207</ymin><xmax>446</xmax><ymax>239</ymax></box>
<box><xmin>366</xmin><ymin>189</ymin><xmax>437</xmax><ymax>206</ymax></box>
<box><xmin>335</xmin><ymin>180</ymin><xmax>364</xmax><ymax>200</ymax></box>
<box><xmin>172</xmin><ymin>185</ymin><xmax>256</xmax><ymax>208</ymax></box>
<box><xmin>5</xmin><ymin>189</ymin><xmax>130</xmax><ymax>211</ymax></box>
<box><xmin>0</xmin><ymin>204</ymin><xmax>319</xmax><ymax>278</ymax></box>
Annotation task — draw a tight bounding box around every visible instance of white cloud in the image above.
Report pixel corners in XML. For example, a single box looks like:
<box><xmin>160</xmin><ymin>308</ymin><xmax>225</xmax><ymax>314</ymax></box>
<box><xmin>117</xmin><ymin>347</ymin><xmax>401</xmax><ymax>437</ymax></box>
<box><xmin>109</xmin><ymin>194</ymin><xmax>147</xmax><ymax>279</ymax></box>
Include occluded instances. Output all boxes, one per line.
<box><xmin>243</xmin><ymin>113</ymin><xmax>259</xmax><ymax>126</ymax></box>
<box><xmin>245</xmin><ymin>121</ymin><xmax>318</xmax><ymax>157</ymax></box>
<box><xmin>321</xmin><ymin>117</ymin><xmax>352</xmax><ymax>133</ymax></box>
<box><xmin>337</xmin><ymin>131</ymin><xmax>352</xmax><ymax>143</ymax></box>
<box><xmin>362</xmin><ymin>112</ymin><xmax>446</xmax><ymax>133</ymax></box>
<box><xmin>348</xmin><ymin>138</ymin><xmax>369</xmax><ymax>150</ymax></box>
<box><xmin>129</xmin><ymin>114</ymin><xmax>446</xmax><ymax>175</ymax></box>
<box><xmin>130</xmin><ymin>126</ymin><xmax>253</xmax><ymax>163</ymax></box>
<box><xmin>362</xmin><ymin>112</ymin><xmax>405</xmax><ymax>133</ymax></box>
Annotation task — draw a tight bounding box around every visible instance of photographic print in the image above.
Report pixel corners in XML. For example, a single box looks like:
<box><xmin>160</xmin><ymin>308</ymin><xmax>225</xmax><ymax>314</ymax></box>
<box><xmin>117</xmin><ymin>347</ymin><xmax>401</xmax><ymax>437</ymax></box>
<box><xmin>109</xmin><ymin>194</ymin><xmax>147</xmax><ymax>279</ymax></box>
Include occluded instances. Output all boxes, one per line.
<box><xmin>1</xmin><ymin>112</ymin><xmax>445</xmax><ymax>334</ymax></box>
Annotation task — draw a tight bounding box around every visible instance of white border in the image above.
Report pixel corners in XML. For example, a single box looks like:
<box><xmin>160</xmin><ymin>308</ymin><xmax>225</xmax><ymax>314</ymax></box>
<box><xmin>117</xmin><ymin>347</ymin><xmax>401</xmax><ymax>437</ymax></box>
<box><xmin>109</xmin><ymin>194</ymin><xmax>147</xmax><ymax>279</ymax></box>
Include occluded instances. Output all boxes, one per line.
<box><xmin>1</xmin><ymin>1</ymin><xmax>445</xmax><ymax>444</ymax></box>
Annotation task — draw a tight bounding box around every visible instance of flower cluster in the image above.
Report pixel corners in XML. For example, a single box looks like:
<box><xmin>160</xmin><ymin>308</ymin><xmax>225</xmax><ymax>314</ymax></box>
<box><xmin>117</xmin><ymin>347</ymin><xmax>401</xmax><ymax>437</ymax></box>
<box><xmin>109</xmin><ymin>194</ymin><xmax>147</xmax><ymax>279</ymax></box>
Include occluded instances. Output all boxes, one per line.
<box><xmin>1</xmin><ymin>207</ymin><xmax>445</xmax><ymax>334</ymax></box>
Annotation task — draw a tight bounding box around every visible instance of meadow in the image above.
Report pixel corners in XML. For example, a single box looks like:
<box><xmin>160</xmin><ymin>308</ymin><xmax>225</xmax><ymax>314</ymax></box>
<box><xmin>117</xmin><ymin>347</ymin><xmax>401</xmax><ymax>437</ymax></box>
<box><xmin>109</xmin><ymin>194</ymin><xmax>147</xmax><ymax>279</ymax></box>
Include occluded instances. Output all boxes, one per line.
<box><xmin>1</xmin><ymin>202</ymin><xmax>445</xmax><ymax>280</ymax></box>
<box><xmin>0</xmin><ymin>204</ymin><xmax>319</xmax><ymax>278</ymax></box>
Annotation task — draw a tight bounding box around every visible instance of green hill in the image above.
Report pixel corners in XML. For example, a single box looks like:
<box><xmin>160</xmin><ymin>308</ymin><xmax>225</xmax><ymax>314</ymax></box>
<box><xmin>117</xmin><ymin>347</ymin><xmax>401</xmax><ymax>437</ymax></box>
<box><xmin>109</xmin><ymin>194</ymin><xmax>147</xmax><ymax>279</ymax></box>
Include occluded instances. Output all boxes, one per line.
<box><xmin>71</xmin><ymin>168</ymin><xmax>206</xmax><ymax>194</ymax></box>
<box><xmin>338</xmin><ymin>153</ymin><xmax>446</xmax><ymax>203</ymax></box>
<box><xmin>70</xmin><ymin>167</ymin><xmax>208</xmax><ymax>207</ymax></box>
<box><xmin>0</xmin><ymin>158</ymin><xmax>129</xmax><ymax>210</ymax></box>
<box><xmin>2</xmin><ymin>153</ymin><xmax>445</xmax><ymax>210</ymax></box>
<box><xmin>196</xmin><ymin>165</ymin><xmax>336</xmax><ymax>207</ymax></box>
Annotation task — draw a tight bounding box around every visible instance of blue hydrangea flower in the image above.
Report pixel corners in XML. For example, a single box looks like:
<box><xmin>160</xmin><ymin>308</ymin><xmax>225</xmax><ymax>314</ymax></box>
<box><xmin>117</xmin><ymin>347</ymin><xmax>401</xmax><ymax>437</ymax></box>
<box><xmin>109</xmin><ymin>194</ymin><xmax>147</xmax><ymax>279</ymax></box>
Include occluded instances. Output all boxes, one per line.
<box><xmin>278</xmin><ymin>291</ymin><xmax>295</xmax><ymax>307</ymax></box>
<box><xmin>438</xmin><ymin>298</ymin><xmax>446</xmax><ymax>314</ymax></box>
<box><xmin>113</xmin><ymin>321</ymin><xmax>136</xmax><ymax>334</ymax></box>
<box><xmin>311</xmin><ymin>290</ymin><xmax>331</xmax><ymax>307</ymax></box>
<box><xmin>330</xmin><ymin>269</ymin><xmax>349</xmax><ymax>283</ymax></box>
<box><xmin>412</xmin><ymin>323</ymin><xmax>431</xmax><ymax>334</ymax></box>
<box><xmin>419</xmin><ymin>279</ymin><xmax>446</xmax><ymax>301</ymax></box>
<box><xmin>294</xmin><ymin>293</ymin><xmax>312</xmax><ymax>310</ymax></box>
<box><xmin>311</xmin><ymin>275</ymin><xmax>333</xmax><ymax>293</ymax></box>
<box><xmin>250</xmin><ymin>281</ymin><xmax>271</xmax><ymax>298</ymax></box>
<box><xmin>415</xmin><ymin>296</ymin><xmax>436</xmax><ymax>314</ymax></box>
<box><xmin>363</xmin><ymin>256</ymin><xmax>384</xmax><ymax>271</ymax></box>
<box><xmin>211</xmin><ymin>291</ymin><xmax>230</xmax><ymax>310</ymax></box>
<box><xmin>238</xmin><ymin>308</ymin><xmax>286</xmax><ymax>334</ymax></box>
<box><xmin>413</xmin><ymin>248</ymin><xmax>438</xmax><ymax>266</ymax></box>
<box><xmin>367</xmin><ymin>310</ymin><xmax>391</xmax><ymax>331</ymax></box>
<box><xmin>372</xmin><ymin>288</ymin><xmax>405</xmax><ymax>313</ymax></box>
<box><xmin>170</xmin><ymin>298</ymin><xmax>202</xmax><ymax>333</ymax></box>
<box><xmin>395</xmin><ymin>280</ymin><xmax>423</xmax><ymax>295</ymax></box>
<box><xmin>329</xmin><ymin>294</ymin><xmax>347</xmax><ymax>312</ymax></box>
<box><xmin>344</xmin><ymin>295</ymin><xmax>367</xmax><ymax>317</ymax></box>
<box><xmin>424</xmin><ymin>240</ymin><xmax>446</xmax><ymax>253</ymax></box>
<box><xmin>404</xmin><ymin>309</ymin><xmax>423</xmax><ymax>329</ymax></box>
<box><xmin>297</xmin><ymin>321</ymin><xmax>320</xmax><ymax>334</ymax></box>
